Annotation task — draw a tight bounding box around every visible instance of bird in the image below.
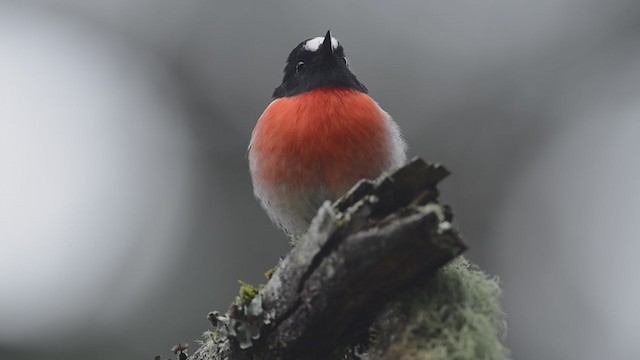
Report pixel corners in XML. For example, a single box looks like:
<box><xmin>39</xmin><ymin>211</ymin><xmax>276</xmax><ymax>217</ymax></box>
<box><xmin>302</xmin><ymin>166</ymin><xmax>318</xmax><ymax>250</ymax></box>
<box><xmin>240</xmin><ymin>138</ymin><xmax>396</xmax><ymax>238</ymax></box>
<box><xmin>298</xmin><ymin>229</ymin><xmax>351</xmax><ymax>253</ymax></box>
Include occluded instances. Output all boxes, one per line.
<box><xmin>248</xmin><ymin>30</ymin><xmax>407</xmax><ymax>236</ymax></box>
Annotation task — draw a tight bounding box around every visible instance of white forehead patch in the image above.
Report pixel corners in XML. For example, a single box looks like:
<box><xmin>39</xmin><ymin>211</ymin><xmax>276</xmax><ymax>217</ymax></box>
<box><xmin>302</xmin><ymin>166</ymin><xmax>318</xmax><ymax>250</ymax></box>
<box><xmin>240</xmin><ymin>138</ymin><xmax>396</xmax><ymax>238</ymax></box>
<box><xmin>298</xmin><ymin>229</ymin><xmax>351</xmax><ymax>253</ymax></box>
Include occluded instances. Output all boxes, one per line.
<box><xmin>303</xmin><ymin>36</ymin><xmax>339</xmax><ymax>52</ymax></box>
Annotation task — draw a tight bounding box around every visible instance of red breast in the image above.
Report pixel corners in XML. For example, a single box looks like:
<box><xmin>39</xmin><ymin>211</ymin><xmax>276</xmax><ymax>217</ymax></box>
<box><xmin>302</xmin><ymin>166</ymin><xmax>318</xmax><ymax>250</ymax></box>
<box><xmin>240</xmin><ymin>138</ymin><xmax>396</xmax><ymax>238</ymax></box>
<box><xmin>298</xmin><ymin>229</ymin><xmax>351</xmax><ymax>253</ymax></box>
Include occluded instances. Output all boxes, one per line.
<box><xmin>249</xmin><ymin>87</ymin><xmax>391</xmax><ymax>197</ymax></box>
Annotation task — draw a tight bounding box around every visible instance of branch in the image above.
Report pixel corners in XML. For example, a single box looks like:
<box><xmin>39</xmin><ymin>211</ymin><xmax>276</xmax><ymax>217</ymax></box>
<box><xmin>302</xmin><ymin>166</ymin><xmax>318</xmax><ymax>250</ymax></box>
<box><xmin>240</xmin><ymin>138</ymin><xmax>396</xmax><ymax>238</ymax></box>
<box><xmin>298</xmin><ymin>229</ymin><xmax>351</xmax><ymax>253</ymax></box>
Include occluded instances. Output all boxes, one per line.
<box><xmin>189</xmin><ymin>158</ymin><xmax>467</xmax><ymax>360</ymax></box>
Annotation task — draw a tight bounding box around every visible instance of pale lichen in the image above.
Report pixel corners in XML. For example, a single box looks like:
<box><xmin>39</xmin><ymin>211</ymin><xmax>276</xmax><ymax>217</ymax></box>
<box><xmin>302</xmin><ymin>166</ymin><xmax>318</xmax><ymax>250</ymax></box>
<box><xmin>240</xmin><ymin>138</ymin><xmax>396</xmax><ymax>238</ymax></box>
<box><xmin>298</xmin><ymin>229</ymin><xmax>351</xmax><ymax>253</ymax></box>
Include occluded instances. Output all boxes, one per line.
<box><xmin>204</xmin><ymin>281</ymin><xmax>272</xmax><ymax>353</ymax></box>
<box><xmin>370</xmin><ymin>256</ymin><xmax>509</xmax><ymax>360</ymax></box>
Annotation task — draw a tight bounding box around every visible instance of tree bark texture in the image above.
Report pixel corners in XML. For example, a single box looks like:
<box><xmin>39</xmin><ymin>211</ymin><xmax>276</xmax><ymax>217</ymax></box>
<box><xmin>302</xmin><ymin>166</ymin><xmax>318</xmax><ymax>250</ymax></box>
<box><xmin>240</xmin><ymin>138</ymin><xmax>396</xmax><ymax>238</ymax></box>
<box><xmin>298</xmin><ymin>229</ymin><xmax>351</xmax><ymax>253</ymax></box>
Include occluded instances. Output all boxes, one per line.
<box><xmin>189</xmin><ymin>158</ymin><xmax>470</xmax><ymax>360</ymax></box>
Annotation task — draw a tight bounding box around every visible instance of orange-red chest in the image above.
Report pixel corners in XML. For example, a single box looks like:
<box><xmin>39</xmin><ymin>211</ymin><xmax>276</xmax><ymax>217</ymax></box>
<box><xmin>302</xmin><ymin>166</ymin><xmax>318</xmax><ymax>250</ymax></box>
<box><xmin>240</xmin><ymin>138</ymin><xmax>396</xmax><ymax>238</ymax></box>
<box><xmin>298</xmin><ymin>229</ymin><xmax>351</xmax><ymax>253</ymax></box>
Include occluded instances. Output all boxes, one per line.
<box><xmin>249</xmin><ymin>88</ymin><xmax>391</xmax><ymax>195</ymax></box>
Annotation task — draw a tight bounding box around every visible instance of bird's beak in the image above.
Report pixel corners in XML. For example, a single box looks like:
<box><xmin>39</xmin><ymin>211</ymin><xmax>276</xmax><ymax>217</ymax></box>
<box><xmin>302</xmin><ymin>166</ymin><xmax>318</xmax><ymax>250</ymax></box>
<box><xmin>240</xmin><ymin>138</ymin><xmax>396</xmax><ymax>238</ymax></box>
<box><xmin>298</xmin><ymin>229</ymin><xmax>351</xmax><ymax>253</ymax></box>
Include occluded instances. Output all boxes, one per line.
<box><xmin>318</xmin><ymin>30</ymin><xmax>333</xmax><ymax>59</ymax></box>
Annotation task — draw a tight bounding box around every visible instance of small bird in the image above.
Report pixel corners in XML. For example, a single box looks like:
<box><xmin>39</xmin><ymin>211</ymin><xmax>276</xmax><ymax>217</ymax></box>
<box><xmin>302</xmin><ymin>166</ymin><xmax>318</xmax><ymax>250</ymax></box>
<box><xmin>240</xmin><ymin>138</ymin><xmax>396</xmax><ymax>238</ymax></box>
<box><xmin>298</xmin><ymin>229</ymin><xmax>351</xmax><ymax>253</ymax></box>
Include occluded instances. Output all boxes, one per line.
<box><xmin>249</xmin><ymin>31</ymin><xmax>406</xmax><ymax>236</ymax></box>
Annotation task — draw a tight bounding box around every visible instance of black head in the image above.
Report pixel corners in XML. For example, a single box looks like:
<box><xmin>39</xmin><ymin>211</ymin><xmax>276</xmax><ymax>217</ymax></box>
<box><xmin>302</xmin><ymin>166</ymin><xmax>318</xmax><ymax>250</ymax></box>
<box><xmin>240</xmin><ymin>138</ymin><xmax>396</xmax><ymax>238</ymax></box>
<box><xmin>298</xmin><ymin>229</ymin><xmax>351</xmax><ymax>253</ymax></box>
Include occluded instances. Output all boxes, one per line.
<box><xmin>272</xmin><ymin>31</ymin><xmax>368</xmax><ymax>98</ymax></box>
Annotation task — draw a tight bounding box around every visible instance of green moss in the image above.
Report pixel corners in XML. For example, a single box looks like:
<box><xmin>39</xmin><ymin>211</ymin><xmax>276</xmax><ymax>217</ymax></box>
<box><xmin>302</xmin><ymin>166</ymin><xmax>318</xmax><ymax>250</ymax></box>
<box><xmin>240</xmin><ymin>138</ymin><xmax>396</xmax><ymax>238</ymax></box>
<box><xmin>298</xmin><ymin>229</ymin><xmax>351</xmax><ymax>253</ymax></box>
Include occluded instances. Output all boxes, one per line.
<box><xmin>375</xmin><ymin>256</ymin><xmax>509</xmax><ymax>360</ymax></box>
<box><xmin>264</xmin><ymin>267</ymin><xmax>276</xmax><ymax>280</ymax></box>
<box><xmin>235</xmin><ymin>281</ymin><xmax>264</xmax><ymax>306</ymax></box>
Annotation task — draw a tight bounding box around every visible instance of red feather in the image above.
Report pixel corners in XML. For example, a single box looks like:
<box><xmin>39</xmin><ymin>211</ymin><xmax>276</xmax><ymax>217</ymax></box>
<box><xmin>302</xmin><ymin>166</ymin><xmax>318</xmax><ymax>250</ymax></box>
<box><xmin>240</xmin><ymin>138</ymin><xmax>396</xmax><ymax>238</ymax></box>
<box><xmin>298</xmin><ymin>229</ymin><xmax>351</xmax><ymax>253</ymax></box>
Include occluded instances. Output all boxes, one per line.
<box><xmin>250</xmin><ymin>87</ymin><xmax>390</xmax><ymax>196</ymax></box>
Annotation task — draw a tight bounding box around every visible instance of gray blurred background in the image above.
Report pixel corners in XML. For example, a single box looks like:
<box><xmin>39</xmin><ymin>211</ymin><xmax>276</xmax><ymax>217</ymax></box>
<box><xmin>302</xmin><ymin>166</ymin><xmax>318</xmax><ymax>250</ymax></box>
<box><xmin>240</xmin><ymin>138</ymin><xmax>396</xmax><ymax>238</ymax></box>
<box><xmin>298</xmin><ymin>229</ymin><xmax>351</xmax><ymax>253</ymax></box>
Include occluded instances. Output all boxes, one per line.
<box><xmin>1</xmin><ymin>0</ymin><xmax>639</xmax><ymax>359</ymax></box>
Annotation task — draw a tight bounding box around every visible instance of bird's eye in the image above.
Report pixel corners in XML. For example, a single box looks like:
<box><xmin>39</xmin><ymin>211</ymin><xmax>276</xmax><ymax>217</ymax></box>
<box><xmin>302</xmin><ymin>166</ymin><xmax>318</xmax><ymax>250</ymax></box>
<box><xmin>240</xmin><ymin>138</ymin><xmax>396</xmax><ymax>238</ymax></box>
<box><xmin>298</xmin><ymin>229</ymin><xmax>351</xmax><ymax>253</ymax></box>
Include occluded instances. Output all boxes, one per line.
<box><xmin>296</xmin><ymin>61</ymin><xmax>305</xmax><ymax>73</ymax></box>
<box><xmin>342</xmin><ymin>57</ymin><xmax>348</xmax><ymax>65</ymax></box>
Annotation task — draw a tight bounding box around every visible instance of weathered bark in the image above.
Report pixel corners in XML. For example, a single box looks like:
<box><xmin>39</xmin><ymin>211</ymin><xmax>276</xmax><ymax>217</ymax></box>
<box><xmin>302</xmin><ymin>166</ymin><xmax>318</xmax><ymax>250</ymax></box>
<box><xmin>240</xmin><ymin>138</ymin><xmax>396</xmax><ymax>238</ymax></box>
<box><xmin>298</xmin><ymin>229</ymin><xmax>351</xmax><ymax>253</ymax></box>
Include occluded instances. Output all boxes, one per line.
<box><xmin>189</xmin><ymin>158</ymin><xmax>467</xmax><ymax>360</ymax></box>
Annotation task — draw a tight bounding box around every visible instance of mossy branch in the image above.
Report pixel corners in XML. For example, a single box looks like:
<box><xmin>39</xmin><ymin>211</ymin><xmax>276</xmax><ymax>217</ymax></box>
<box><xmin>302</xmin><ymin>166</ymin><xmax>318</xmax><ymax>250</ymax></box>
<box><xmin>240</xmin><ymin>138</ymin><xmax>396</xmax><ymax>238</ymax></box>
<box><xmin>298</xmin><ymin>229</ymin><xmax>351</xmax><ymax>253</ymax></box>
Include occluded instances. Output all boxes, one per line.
<box><xmin>185</xmin><ymin>158</ymin><xmax>507</xmax><ymax>360</ymax></box>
